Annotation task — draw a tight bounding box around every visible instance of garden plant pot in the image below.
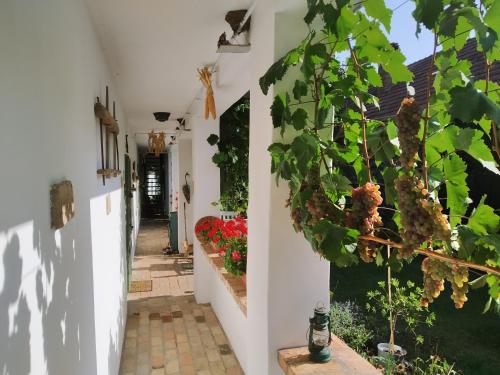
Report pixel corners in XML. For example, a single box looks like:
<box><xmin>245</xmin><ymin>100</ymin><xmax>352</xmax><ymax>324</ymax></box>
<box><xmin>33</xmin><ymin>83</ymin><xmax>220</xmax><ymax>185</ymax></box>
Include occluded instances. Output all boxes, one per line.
<box><xmin>377</xmin><ymin>343</ymin><xmax>407</xmax><ymax>360</ymax></box>
<box><xmin>241</xmin><ymin>273</ymin><xmax>246</xmax><ymax>286</ymax></box>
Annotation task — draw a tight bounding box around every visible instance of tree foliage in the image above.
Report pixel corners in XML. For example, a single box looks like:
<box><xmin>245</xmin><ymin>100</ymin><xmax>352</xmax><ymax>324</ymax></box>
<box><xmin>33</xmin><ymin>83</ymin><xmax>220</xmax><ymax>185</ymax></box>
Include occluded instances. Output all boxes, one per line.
<box><xmin>260</xmin><ymin>0</ymin><xmax>500</xmax><ymax>312</ymax></box>
<box><xmin>208</xmin><ymin>95</ymin><xmax>249</xmax><ymax>214</ymax></box>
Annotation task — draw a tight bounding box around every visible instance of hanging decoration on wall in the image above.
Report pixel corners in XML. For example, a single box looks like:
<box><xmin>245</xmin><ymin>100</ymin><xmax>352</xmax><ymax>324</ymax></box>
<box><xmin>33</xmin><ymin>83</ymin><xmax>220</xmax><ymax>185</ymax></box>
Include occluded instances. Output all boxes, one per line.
<box><xmin>148</xmin><ymin>131</ymin><xmax>167</xmax><ymax>156</ymax></box>
<box><xmin>198</xmin><ymin>67</ymin><xmax>216</xmax><ymax>120</ymax></box>
<box><xmin>94</xmin><ymin>86</ymin><xmax>121</xmax><ymax>183</ymax></box>
<box><xmin>50</xmin><ymin>180</ymin><xmax>75</xmax><ymax>230</ymax></box>
<box><xmin>182</xmin><ymin>172</ymin><xmax>191</xmax><ymax>204</ymax></box>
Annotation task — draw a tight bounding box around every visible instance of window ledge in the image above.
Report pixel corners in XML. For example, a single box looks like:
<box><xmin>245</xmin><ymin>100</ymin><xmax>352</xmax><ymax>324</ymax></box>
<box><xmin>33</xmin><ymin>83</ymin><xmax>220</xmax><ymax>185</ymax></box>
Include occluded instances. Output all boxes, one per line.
<box><xmin>199</xmin><ymin>241</ymin><xmax>247</xmax><ymax>316</ymax></box>
<box><xmin>278</xmin><ymin>336</ymin><xmax>380</xmax><ymax>375</ymax></box>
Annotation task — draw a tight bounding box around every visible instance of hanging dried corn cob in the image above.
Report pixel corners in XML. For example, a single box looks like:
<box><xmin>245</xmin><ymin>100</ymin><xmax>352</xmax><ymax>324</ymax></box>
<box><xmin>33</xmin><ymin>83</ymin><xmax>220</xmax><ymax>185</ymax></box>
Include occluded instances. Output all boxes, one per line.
<box><xmin>198</xmin><ymin>67</ymin><xmax>217</xmax><ymax>120</ymax></box>
<box><xmin>148</xmin><ymin>131</ymin><xmax>157</xmax><ymax>154</ymax></box>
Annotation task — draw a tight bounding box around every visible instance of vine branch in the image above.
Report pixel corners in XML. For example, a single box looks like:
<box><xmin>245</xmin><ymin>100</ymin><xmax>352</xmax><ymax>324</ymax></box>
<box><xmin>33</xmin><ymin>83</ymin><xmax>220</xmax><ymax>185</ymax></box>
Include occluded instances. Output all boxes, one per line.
<box><xmin>348</xmin><ymin>39</ymin><xmax>372</xmax><ymax>182</ymax></box>
<box><xmin>359</xmin><ymin>235</ymin><xmax>500</xmax><ymax>276</ymax></box>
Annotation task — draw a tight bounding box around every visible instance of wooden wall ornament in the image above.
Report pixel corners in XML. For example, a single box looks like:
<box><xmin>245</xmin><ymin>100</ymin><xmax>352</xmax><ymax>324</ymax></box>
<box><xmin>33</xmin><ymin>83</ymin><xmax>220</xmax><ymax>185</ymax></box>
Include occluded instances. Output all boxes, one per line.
<box><xmin>198</xmin><ymin>67</ymin><xmax>217</xmax><ymax>120</ymax></box>
<box><xmin>94</xmin><ymin>86</ymin><xmax>121</xmax><ymax>183</ymax></box>
<box><xmin>50</xmin><ymin>180</ymin><xmax>75</xmax><ymax>230</ymax></box>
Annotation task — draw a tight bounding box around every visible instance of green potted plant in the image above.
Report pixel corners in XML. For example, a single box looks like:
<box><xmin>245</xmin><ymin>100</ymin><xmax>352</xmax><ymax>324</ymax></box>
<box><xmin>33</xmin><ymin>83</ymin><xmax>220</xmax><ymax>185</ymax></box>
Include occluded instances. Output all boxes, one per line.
<box><xmin>366</xmin><ymin>278</ymin><xmax>435</xmax><ymax>360</ymax></box>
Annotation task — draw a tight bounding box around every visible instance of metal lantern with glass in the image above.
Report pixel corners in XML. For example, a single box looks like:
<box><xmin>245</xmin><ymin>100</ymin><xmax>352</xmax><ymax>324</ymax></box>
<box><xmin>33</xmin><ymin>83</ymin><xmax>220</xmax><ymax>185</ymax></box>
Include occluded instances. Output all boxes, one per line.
<box><xmin>308</xmin><ymin>304</ymin><xmax>332</xmax><ymax>363</ymax></box>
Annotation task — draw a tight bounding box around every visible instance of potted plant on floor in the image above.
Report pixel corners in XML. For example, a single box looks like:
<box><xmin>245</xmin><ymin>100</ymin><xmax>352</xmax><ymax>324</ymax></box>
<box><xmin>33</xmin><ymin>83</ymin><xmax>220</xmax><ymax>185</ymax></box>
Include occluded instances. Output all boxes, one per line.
<box><xmin>366</xmin><ymin>278</ymin><xmax>435</xmax><ymax>361</ymax></box>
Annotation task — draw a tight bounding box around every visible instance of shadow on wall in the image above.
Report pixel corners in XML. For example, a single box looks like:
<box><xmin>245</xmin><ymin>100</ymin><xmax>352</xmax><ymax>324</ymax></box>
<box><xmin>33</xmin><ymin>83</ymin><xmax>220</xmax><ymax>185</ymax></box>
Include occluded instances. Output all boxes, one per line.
<box><xmin>0</xmin><ymin>215</ymin><xmax>100</xmax><ymax>374</ymax></box>
<box><xmin>0</xmin><ymin>234</ymin><xmax>31</xmax><ymax>375</ymax></box>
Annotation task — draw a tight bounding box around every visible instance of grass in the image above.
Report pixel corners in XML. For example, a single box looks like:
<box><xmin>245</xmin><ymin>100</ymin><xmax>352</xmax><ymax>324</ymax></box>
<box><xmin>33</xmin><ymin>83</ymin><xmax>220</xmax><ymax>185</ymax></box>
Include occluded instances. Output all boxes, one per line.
<box><xmin>330</xmin><ymin>259</ymin><xmax>500</xmax><ymax>375</ymax></box>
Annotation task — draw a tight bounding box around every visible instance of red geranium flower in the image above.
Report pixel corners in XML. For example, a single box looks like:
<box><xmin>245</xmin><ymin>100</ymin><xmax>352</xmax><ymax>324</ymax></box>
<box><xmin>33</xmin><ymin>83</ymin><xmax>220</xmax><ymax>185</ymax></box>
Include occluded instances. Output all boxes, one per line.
<box><xmin>231</xmin><ymin>250</ymin><xmax>241</xmax><ymax>262</ymax></box>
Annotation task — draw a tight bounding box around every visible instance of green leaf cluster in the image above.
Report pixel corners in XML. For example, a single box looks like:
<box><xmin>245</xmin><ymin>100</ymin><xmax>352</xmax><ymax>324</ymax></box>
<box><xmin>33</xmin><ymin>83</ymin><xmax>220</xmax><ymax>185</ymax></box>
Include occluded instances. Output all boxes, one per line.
<box><xmin>260</xmin><ymin>0</ymin><xmax>500</xmax><ymax>313</ymax></box>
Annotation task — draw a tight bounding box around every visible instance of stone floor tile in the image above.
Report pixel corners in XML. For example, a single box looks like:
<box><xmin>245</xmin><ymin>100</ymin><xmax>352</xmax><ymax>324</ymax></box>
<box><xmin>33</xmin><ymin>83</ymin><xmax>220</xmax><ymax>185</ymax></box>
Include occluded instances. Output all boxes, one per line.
<box><xmin>118</xmin><ymin>221</ymin><xmax>242</xmax><ymax>375</ymax></box>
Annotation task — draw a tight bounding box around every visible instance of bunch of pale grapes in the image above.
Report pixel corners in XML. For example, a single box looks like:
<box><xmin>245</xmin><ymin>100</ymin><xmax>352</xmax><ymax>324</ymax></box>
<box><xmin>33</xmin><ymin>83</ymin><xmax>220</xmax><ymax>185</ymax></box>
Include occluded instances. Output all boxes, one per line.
<box><xmin>396</xmin><ymin>97</ymin><xmax>421</xmax><ymax>169</ymax></box>
<box><xmin>450</xmin><ymin>264</ymin><xmax>469</xmax><ymax>308</ymax></box>
<box><xmin>345</xmin><ymin>183</ymin><xmax>383</xmax><ymax>262</ymax></box>
<box><xmin>395</xmin><ymin>175</ymin><xmax>451</xmax><ymax>258</ymax></box>
<box><xmin>421</xmin><ymin>257</ymin><xmax>448</xmax><ymax>306</ymax></box>
<box><xmin>395</xmin><ymin>175</ymin><xmax>434</xmax><ymax>258</ymax></box>
<box><xmin>420</xmin><ymin>199</ymin><xmax>452</xmax><ymax>241</ymax></box>
<box><xmin>421</xmin><ymin>257</ymin><xmax>469</xmax><ymax>309</ymax></box>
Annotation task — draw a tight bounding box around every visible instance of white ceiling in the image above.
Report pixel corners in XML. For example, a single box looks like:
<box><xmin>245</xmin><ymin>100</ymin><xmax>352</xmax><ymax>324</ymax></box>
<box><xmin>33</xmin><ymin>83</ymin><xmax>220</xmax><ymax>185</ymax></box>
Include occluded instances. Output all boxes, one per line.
<box><xmin>85</xmin><ymin>0</ymin><xmax>253</xmax><ymax>135</ymax></box>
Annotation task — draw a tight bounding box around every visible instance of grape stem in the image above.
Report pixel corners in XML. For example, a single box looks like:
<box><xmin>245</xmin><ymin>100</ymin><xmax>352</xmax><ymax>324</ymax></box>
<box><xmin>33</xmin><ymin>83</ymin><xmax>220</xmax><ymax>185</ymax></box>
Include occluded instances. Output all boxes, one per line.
<box><xmin>359</xmin><ymin>235</ymin><xmax>500</xmax><ymax>276</ymax></box>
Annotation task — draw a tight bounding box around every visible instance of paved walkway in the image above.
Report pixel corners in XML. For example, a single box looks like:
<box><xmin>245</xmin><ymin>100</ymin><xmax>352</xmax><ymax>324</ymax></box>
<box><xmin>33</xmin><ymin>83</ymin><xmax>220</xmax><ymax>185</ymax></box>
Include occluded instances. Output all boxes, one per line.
<box><xmin>119</xmin><ymin>221</ymin><xmax>244</xmax><ymax>375</ymax></box>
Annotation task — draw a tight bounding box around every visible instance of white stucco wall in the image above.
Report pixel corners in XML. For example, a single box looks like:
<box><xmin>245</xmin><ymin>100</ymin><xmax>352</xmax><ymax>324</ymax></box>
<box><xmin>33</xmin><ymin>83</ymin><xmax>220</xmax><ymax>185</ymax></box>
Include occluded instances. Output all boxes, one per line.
<box><xmin>0</xmin><ymin>1</ymin><xmax>138</xmax><ymax>374</ymax></box>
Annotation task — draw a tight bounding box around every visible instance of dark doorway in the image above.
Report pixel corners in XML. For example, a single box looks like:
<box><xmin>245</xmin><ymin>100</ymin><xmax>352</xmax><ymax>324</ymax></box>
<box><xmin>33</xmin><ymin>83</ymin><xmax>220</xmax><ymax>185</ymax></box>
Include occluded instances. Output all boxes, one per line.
<box><xmin>141</xmin><ymin>152</ymin><xmax>168</xmax><ymax>219</ymax></box>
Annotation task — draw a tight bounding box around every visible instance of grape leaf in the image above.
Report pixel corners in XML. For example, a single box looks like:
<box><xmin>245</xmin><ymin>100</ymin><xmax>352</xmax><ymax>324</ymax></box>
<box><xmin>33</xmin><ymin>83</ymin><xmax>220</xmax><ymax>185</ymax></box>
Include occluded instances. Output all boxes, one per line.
<box><xmin>302</xmin><ymin>42</ymin><xmax>328</xmax><ymax>79</ymax></box>
<box><xmin>291</xmin><ymin>134</ymin><xmax>318</xmax><ymax>176</ymax></box>
<box><xmin>313</xmin><ymin>220</ymin><xmax>359</xmax><ymax>267</ymax></box>
<box><xmin>364</xmin><ymin>0</ymin><xmax>393</xmax><ymax>32</ymax></box>
<box><xmin>449</xmin><ymin>84</ymin><xmax>500</xmax><ymax>124</ymax></box>
<box><xmin>444</xmin><ymin>126</ymin><xmax>500</xmax><ymax>175</ymax></box>
<box><xmin>304</xmin><ymin>0</ymin><xmax>321</xmax><ymax>24</ymax></box>
<box><xmin>484</xmin><ymin>0</ymin><xmax>500</xmax><ymax>37</ymax></box>
<box><xmin>259</xmin><ymin>37</ymin><xmax>309</xmax><ymax>95</ymax></box>
<box><xmin>444</xmin><ymin>154</ymin><xmax>469</xmax><ymax>228</ymax></box>
<box><xmin>293</xmin><ymin>80</ymin><xmax>308</xmax><ymax>100</ymax></box>
<box><xmin>413</xmin><ymin>0</ymin><xmax>443</xmax><ymax>31</ymax></box>
<box><xmin>468</xmin><ymin>196</ymin><xmax>500</xmax><ymax>236</ymax></box>
<box><xmin>206</xmin><ymin>134</ymin><xmax>219</xmax><ymax>146</ymax></box>
<box><xmin>292</xmin><ymin>108</ymin><xmax>308</xmax><ymax>130</ymax></box>
<box><xmin>271</xmin><ymin>94</ymin><xmax>290</xmax><ymax>134</ymax></box>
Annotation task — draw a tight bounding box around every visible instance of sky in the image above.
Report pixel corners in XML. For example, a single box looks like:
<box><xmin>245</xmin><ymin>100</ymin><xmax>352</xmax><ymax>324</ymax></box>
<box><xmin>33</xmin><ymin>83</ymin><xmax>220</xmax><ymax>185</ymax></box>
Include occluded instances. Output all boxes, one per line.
<box><xmin>385</xmin><ymin>0</ymin><xmax>434</xmax><ymax>64</ymax></box>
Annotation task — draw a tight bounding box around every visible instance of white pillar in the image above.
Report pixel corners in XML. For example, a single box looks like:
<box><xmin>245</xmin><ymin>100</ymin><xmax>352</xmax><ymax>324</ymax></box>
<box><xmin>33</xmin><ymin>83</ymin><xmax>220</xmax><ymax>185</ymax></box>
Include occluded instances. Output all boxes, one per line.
<box><xmin>177</xmin><ymin>138</ymin><xmax>193</xmax><ymax>253</ymax></box>
<box><xmin>191</xmin><ymin>116</ymin><xmax>220</xmax><ymax>303</ymax></box>
<box><xmin>246</xmin><ymin>3</ymin><xmax>331</xmax><ymax>374</ymax></box>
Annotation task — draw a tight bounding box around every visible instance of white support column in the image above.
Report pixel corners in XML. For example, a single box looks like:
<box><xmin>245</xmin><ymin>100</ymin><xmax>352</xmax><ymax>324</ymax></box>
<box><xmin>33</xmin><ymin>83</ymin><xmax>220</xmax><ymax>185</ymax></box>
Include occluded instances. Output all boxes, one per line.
<box><xmin>191</xmin><ymin>116</ymin><xmax>220</xmax><ymax>303</ymax></box>
<box><xmin>246</xmin><ymin>2</ymin><xmax>330</xmax><ymax>375</ymax></box>
<box><xmin>177</xmin><ymin>138</ymin><xmax>193</xmax><ymax>253</ymax></box>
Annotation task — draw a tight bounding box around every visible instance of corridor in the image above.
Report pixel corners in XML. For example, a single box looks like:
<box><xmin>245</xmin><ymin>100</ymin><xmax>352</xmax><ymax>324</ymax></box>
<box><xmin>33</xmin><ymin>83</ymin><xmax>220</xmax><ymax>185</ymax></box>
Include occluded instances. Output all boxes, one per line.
<box><xmin>119</xmin><ymin>221</ymin><xmax>243</xmax><ymax>375</ymax></box>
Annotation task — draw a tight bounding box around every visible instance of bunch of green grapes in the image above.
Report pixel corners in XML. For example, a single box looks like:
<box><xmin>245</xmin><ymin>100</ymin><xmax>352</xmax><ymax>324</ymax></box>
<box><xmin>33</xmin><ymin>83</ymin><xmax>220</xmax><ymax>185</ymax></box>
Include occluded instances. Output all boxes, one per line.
<box><xmin>395</xmin><ymin>175</ymin><xmax>434</xmax><ymax>258</ymax></box>
<box><xmin>345</xmin><ymin>183</ymin><xmax>383</xmax><ymax>262</ymax></box>
<box><xmin>450</xmin><ymin>264</ymin><xmax>469</xmax><ymax>309</ymax></box>
<box><xmin>396</xmin><ymin>97</ymin><xmax>421</xmax><ymax>169</ymax></box>
<box><xmin>421</xmin><ymin>257</ymin><xmax>469</xmax><ymax>309</ymax></box>
<box><xmin>420</xmin><ymin>199</ymin><xmax>452</xmax><ymax>241</ymax></box>
<box><xmin>395</xmin><ymin>175</ymin><xmax>451</xmax><ymax>258</ymax></box>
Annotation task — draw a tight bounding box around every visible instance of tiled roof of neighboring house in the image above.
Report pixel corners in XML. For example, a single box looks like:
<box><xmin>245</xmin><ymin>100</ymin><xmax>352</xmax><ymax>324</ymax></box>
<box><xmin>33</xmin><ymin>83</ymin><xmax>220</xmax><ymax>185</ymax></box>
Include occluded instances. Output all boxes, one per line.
<box><xmin>365</xmin><ymin>38</ymin><xmax>500</xmax><ymax>121</ymax></box>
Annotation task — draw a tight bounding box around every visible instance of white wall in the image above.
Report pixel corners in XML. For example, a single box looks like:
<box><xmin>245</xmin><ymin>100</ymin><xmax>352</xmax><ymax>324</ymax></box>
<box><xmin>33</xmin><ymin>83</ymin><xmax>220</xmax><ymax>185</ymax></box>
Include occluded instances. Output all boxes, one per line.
<box><xmin>0</xmin><ymin>1</ymin><xmax>138</xmax><ymax>374</ymax></box>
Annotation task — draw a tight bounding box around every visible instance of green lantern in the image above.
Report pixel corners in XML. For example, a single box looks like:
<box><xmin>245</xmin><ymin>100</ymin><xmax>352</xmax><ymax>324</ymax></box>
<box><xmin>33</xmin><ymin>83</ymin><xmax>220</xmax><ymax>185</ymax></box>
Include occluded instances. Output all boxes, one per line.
<box><xmin>308</xmin><ymin>304</ymin><xmax>332</xmax><ymax>363</ymax></box>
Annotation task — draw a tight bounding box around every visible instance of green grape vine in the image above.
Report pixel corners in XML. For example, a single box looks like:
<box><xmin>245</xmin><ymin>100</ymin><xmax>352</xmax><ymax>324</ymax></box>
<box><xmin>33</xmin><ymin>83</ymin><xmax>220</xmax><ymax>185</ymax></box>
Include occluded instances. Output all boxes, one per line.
<box><xmin>261</xmin><ymin>0</ymin><xmax>500</xmax><ymax>312</ymax></box>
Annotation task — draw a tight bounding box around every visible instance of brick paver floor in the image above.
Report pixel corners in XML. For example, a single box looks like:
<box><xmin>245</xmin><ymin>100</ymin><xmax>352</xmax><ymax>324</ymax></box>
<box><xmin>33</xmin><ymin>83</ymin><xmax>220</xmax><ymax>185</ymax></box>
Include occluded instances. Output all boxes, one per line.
<box><xmin>119</xmin><ymin>220</ymin><xmax>244</xmax><ymax>375</ymax></box>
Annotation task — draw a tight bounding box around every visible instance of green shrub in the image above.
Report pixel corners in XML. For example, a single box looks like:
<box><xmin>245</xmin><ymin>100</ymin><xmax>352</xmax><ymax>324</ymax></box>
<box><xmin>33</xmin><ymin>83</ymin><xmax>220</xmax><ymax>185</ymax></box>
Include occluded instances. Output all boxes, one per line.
<box><xmin>412</xmin><ymin>356</ymin><xmax>461</xmax><ymax>375</ymax></box>
<box><xmin>330</xmin><ymin>301</ymin><xmax>373</xmax><ymax>354</ymax></box>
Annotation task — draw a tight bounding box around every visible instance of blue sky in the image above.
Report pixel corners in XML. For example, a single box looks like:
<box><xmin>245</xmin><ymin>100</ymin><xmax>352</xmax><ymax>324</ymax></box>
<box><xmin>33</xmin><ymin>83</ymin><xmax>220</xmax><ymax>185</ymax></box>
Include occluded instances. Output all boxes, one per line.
<box><xmin>385</xmin><ymin>0</ymin><xmax>434</xmax><ymax>64</ymax></box>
